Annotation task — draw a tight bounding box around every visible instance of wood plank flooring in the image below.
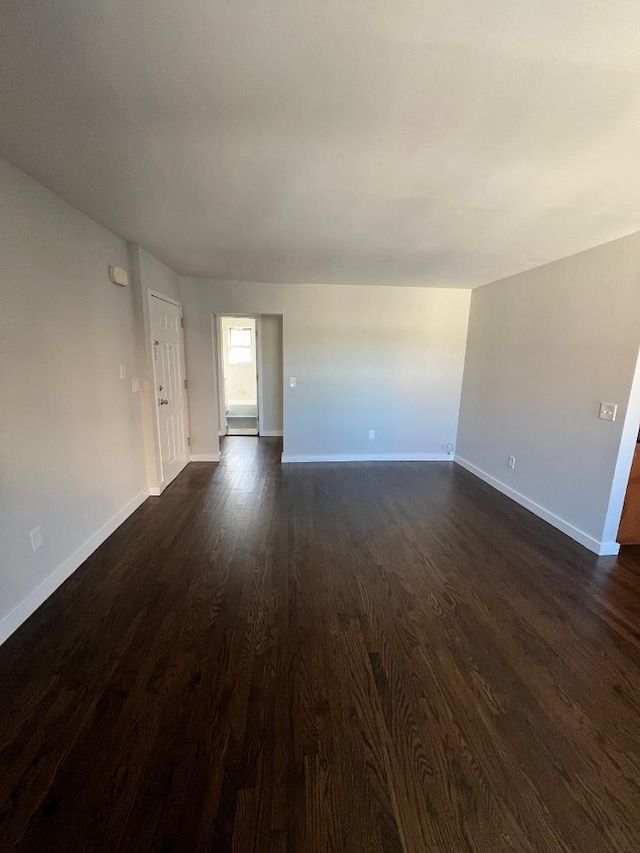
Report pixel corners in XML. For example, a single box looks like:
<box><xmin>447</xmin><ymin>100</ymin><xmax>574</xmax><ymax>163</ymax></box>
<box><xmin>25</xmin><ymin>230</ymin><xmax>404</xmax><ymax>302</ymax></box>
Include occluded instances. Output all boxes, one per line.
<box><xmin>1</xmin><ymin>436</ymin><xmax>640</xmax><ymax>852</ymax></box>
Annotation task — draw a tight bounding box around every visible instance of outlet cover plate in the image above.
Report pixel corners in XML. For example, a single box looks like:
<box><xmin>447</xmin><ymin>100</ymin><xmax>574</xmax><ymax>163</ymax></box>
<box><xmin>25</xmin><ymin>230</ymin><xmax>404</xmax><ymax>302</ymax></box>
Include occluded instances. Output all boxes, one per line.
<box><xmin>599</xmin><ymin>402</ymin><xmax>617</xmax><ymax>422</ymax></box>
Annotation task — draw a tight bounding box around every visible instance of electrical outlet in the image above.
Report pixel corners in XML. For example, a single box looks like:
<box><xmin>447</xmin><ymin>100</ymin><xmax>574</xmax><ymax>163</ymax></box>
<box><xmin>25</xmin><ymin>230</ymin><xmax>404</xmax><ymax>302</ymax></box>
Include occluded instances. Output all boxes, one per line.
<box><xmin>508</xmin><ymin>456</ymin><xmax>516</xmax><ymax>470</ymax></box>
<box><xmin>131</xmin><ymin>378</ymin><xmax>140</xmax><ymax>392</ymax></box>
<box><xmin>369</xmin><ymin>429</ymin><xmax>375</xmax><ymax>440</ymax></box>
<box><xmin>599</xmin><ymin>402</ymin><xmax>617</xmax><ymax>422</ymax></box>
<box><xmin>30</xmin><ymin>526</ymin><xmax>43</xmax><ymax>552</ymax></box>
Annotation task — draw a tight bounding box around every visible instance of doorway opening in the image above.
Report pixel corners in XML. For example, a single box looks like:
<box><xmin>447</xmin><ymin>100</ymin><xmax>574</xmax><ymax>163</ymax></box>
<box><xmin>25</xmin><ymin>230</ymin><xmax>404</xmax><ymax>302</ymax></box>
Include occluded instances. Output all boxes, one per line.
<box><xmin>618</xmin><ymin>427</ymin><xmax>640</xmax><ymax>545</ymax></box>
<box><xmin>149</xmin><ymin>292</ymin><xmax>189</xmax><ymax>488</ymax></box>
<box><xmin>220</xmin><ymin>316</ymin><xmax>258</xmax><ymax>435</ymax></box>
<box><xmin>615</xmin><ymin>346</ymin><xmax>640</xmax><ymax>546</ymax></box>
<box><xmin>215</xmin><ymin>314</ymin><xmax>284</xmax><ymax>443</ymax></box>
<box><xmin>600</xmin><ymin>343</ymin><xmax>640</xmax><ymax>550</ymax></box>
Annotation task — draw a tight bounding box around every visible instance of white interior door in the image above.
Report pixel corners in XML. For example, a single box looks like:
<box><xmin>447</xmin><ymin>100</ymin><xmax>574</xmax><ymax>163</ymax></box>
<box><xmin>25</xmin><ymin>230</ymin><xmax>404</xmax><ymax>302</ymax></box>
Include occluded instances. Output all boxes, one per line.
<box><xmin>150</xmin><ymin>294</ymin><xmax>188</xmax><ymax>487</ymax></box>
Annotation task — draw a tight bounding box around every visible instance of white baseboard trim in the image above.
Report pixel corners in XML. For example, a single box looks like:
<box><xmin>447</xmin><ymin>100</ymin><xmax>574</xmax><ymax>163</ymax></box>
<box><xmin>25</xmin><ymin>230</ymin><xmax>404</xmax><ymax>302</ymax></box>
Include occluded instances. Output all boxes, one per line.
<box><xmin>190</xmin><ymin>453</ymin><xmax>221</xmax><ymax>462</ymax></box>
<box><xmin>454</xmin><ymin>456</ymin><xmax>619</xmax><ymax>557</ymax></box>
<box><xmin>148</xmin><ymin>457</ymin><xmax>191</xmax><ymax>495</ymax></box>
<box><xmin>598</xmin><ymin>542</ymin><xmax>622</xmax><ymax>556</ymax></box>
<box><xmin>260</xmin><ymin>430</ymin><xmax>283</xmax><ymax>437</ymax></box>
<box><xmin>282</xmin><ymin>452</ymin><xmax>453</xmax><ymax>463</ymax></box>
<box><xmin>0</xmin><ymin>488</ymin><xmax>151</xmax><ymax>647</ymax></box>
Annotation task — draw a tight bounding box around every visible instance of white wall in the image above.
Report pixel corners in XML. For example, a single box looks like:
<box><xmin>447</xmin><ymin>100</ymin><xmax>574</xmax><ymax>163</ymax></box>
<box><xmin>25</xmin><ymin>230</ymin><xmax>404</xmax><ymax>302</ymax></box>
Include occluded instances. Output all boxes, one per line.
<box><xmin>139</xmin><ymin>247</ymin><xmax>181</xmax><ymax>303</ymax></box>
<box><xmin>220</xmin><ymin>316</ymin><xmax>257</xmax><ymax>409</ymax></box>
<box><xmin>180</xmin><ymin>280</ymin><xmax>471</xmax><ymax>461</ymax></box>
<box><xmin>259</xmin><ymin>315</ymin><xmax>284</xmax><ymax>435</ymax></box>
<box><xmin>0</xmin><ymin>159</ymin><xmax>148</xmax><ymax>641</ymax></box>
<box><xmin>456</xmin><ymin>232</ymin><xmax>640</xmax><ymax>555</ymax></box>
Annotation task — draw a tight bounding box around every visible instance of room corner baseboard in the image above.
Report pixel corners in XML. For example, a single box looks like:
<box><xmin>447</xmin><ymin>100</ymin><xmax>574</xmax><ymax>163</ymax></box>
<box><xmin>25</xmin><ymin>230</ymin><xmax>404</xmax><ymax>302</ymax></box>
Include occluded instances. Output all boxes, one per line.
<box><xmin>0</xmin><ymin>487</ymin><xmax>151</xmax><ymax>646</ymax></box>
<box><xmin>190</xmin><ymin>453</ymin><xmax>221</xmax><ymax>462</ymax></box>
<box><xmin>597</xmin><ymin>541</ymin><xmax>622</xmax><ymax>556</ymax></box>
<box><xmin>281</xmin><ymin>452</ymin><xmax>453</xmax><ymax>464</ymax></box>
<box><xmin>260</xmin><ymin>430</ymin><xmax>283</xmax><ymax>437</ymax></box>
<box><xmin>148</xmin><ymin>457</ymin><xmax>190</xmax><ymax>495</ymax></box>
<box><xmin>454</xmin><ymin>456</ymin><xmax>619</xmax><ymax>556</ymax></box>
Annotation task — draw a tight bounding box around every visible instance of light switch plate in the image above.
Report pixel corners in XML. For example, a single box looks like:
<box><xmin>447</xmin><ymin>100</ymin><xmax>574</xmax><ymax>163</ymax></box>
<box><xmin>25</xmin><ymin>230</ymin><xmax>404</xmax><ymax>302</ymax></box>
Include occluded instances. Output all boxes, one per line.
<box><xmin>599</xmin><ymin>402</ymin><xmax>617</xmax><ymax>422</ymax></box>
<box><xmin>289</xmin><ymin>377</ymin><xmax>296</xmax><ymax>388</ymax></box>
<box><xmin>30</xmin><ymin>526</ymin><xmax>43</xmax><ymax>552</ymax></box>
<box><xmin>120</xmin><ymin>364</ymin><xmax>127</xmax><ymax>380</ymax></box>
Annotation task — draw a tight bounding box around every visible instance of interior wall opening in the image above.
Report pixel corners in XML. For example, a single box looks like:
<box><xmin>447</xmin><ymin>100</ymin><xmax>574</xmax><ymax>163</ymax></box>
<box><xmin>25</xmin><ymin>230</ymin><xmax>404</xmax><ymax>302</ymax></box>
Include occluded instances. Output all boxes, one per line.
<box><xmin>220</xmin><ymin>316</ymin><xmax>258</xmax><ymax>435</ymax></box>
<box><xmin>612</xmin><ymin>344</ymin><xmax>640</xmax><ymax>547</ymax></box>
<box><xmin>216</xmin><ymin>314</ymin><xmax>284</xmax><ymax>443</ymax></box>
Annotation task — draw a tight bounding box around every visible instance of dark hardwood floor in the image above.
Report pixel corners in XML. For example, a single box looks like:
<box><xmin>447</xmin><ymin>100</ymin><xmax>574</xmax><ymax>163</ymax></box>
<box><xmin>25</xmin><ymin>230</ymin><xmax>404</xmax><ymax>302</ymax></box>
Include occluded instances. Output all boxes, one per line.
<box><xmin>2</xmin><ymin>437</ymin><xmax>640</xmax><ymax>852</ymax></box>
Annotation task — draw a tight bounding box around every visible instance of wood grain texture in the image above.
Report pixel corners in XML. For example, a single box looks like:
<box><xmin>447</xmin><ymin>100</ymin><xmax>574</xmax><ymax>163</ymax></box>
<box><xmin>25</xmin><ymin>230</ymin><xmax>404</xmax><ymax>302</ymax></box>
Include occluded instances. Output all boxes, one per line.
<box><xmin>1</xmin><ymin>436</ymin><xmax>640</xmax><ymax>852</ymax></box>
<box><xmin>618</xmin><ymin>445</ymin><xmax>640</xmax><ymax>544</ymax></box>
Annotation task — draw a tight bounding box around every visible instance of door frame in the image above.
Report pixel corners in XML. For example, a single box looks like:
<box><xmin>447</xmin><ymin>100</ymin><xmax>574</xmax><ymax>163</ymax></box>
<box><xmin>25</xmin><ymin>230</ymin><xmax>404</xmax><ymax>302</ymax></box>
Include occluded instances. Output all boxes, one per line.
<box><xmin>214</xmin><ymin>314</ymin><xmax>263</xmax><ymax>437</ymax></box>
<box><xmin>608</xmin><ymin>344</ymin><xmax>640</xmax><ymax>547</ymax></box>
<box><xmin>147</xmin><ymin>289</ymin><xmax>190</xmax><ymax>492</ymax></box>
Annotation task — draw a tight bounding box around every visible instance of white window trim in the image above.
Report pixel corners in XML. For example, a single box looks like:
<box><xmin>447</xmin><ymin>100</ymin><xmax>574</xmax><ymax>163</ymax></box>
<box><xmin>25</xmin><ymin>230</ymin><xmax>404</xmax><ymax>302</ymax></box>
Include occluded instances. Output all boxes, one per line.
<box><xmin>228</xmin><ymin>325</ymin><xmax>255</xmax><ymax>365</ymax></box>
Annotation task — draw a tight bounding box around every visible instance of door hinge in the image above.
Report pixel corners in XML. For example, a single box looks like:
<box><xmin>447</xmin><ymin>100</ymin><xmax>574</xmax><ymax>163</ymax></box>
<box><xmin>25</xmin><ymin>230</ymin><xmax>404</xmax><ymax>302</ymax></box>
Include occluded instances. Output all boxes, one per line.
<box><xmin>187</xmin><ymin>436</ymin><xmax>191</xmax><ymax>446</ymax></box>
<box><xmin>184</xmin><ymin>378</ymin><xmax>188</xmax><ymax>389</ymax></box>
<box><xmin>180</xmin><ymin>317</ymin><xmax>184</xmax><ymax>328</ymax></box>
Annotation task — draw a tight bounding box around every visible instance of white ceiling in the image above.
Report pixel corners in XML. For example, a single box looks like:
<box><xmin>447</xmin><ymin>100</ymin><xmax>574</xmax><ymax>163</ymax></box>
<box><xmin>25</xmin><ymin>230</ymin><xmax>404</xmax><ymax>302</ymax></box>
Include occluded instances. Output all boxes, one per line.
<box><xmin>2</xmin><ymin>1</ymin><xmax>640</xmax><ymax>287</ymax></box>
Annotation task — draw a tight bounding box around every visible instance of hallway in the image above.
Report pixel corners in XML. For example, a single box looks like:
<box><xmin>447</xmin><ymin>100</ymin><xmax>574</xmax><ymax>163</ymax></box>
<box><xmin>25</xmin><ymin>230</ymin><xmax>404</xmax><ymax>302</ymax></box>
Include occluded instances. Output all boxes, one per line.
<box><xmin>1</xmin><ymin>438</ymin><xmax>640</xmax><ymax>851</ymax></box>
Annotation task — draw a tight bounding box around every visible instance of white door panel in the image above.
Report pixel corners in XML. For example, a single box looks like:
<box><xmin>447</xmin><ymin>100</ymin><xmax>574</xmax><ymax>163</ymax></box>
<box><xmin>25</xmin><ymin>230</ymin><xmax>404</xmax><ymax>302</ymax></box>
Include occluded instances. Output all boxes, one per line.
<box><xmin>150</xmin><ymin>295</ymin><xmax>189</xmax><ymax>488</ymax></box>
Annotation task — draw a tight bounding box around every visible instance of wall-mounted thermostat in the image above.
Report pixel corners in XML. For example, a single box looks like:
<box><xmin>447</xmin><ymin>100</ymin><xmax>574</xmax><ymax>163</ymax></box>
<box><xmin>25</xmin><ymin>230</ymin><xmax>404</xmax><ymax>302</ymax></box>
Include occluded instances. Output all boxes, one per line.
<box><xmin>109</xmin><ymin>266</ymin><xmax>129</xmax><ymax>286</ymax></box>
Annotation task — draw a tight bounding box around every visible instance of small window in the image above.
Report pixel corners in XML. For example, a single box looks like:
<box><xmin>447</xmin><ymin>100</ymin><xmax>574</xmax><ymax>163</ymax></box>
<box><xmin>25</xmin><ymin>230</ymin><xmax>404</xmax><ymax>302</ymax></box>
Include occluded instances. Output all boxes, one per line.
<box><xmin>228</xmin><ymin>326</ymin><xmax>254</xmax><ymax>365</ymax></box>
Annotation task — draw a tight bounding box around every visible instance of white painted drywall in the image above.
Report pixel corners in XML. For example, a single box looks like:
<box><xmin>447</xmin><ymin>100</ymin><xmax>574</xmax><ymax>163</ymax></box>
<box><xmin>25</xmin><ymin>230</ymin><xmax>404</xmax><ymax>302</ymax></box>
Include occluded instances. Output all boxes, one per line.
<box><xmin>128</xmin><ymin>244</ymin><xmax>182</xmax><ymax>490</ymax></box>
<box><xmin>220</xmin><ymin>317</ymin><xmax>257</xmax><ymax>410</ymax></box>
<box><xmin>0</xmin><ymin>159</ymin><xmax>148</xmax><ymax>638</ymax></box>
<box><xmin>139</xmin><ymin>247</ymin><xmax>181</xmax><ymax>303</ymax></box>
<box><xmin>5</xmin><ymin>2</ymin><xmax>640</xmax><ymax>287</ymax></box>
<box><xmin>180</xmin><ymin>280</ymin><xmax>471</xmax><ymax>459</ymax></box>
<box><xmin>456</xmin><ymin>232</ymin><xmax>640</xmax><ymax>553</ymax></box>
<box><xmin>259</xmin><ymin>315</ymin><xmax>284</xmax><ymax>435</ymax></box>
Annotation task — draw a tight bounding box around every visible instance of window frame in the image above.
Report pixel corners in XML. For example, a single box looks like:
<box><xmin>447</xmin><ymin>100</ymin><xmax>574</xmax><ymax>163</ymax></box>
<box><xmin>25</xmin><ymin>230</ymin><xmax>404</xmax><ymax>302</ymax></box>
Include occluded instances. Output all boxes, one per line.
<box><xmin>227</xmin><ymin>325</ymin><xmax>255</xmax><ymax>366</ymax></box>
